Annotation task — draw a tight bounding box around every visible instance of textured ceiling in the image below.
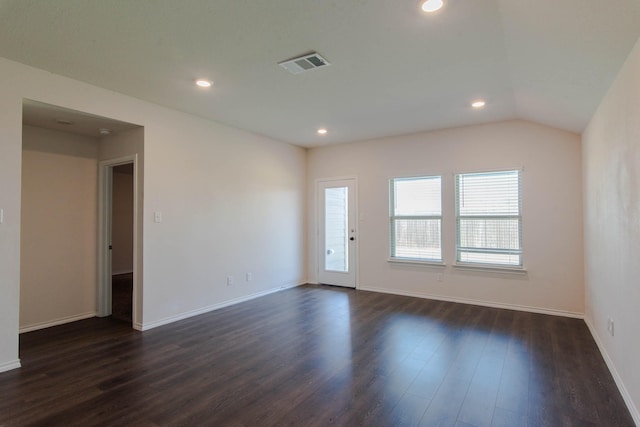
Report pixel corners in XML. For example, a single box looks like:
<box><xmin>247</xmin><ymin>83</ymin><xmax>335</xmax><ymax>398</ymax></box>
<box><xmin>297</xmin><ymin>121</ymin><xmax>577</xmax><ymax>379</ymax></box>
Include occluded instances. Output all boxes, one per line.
<box><xmin>2</xmin><ymin>0</ymin><xmax>640</xmax><ymax>147</ymax></box>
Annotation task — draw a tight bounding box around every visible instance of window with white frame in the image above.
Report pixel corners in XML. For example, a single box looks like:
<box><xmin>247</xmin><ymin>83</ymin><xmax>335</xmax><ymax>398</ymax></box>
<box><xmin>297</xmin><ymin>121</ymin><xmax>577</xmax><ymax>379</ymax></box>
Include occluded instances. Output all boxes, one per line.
<box><xmin>455</xmin><ymin>170</ymin><xmax>522</xmax><ymax>267</ymax></box>
<box><xmin>390</xmin><ymin>176</ymin><xmax>442</xmax><ymax>262</ymax></box>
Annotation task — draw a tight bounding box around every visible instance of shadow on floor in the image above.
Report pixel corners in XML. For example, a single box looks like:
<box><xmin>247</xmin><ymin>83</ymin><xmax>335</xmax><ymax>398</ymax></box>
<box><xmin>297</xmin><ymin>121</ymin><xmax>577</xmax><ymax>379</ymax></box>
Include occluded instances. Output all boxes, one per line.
<box><xmin>111</xmin><ymin>273</ymin><xmax>132</xmax><ymax>324</ymax></box>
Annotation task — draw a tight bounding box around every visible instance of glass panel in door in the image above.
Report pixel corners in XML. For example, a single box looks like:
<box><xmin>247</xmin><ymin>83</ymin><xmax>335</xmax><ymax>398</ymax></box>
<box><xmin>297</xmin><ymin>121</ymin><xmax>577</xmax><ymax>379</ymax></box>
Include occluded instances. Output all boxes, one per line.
<box><xmin>324</xmin><ymin>186</ymin><xmax>348</xmax><ymax>272</ymax></box>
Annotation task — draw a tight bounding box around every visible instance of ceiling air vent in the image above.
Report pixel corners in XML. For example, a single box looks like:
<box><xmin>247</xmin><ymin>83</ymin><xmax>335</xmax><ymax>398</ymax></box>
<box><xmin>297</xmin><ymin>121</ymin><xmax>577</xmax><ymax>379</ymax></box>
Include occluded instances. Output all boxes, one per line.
<box><xmin>278</xmin><ymin>52</ymin><xmax>330</xmax><ymax>74</ymax></box>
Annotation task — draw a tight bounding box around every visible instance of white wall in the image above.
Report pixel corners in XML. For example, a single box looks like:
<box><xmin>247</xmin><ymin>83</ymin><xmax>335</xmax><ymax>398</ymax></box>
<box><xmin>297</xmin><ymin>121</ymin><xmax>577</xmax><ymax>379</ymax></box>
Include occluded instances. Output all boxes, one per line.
<box><xmin>582</xmin><ymin>36</ymin><xmax>640</xmax><ymax>423</ymax></box>
<box><xmin>308</xmin><ymin>120</ymin><xmax>584</xmax><ymax>315</ymax></box>
<box><xmin>0</xmin><ymin>57</ymin><xmax>306</xmax><ymax>372</ymax></box>
<box><xmin>20</xmin><ymin>126</ymin><xmax>99</xmax><ymax>331</ymax></box>
<box><xmin>0</xmin><ymin>83</ymin><xmax>22</xmax><ymax>373</ymax></box>
<box><xmin>139</xmin><ymin>112</ymin><xmax>306</xmax><ymax>329</ymax></box>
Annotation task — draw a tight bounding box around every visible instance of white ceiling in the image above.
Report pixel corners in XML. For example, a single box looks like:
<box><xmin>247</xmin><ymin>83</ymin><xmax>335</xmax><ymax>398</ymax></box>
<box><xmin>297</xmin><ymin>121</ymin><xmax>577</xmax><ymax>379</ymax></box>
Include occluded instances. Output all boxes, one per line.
<box><xmin>2</xmin><ymin>0</ymin><xmax>639</xmax><ymax>147</ymax></box>
<box><xmin>23</xmin><ymin>99</ymin><xmax>140</xmax><ymax>138</ymax></box>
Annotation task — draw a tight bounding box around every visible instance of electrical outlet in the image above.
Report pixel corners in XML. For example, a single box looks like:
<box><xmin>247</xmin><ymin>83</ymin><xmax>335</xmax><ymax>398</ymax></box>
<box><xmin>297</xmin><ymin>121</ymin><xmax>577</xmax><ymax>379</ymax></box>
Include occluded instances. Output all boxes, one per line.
<box><xmin>227</xmin><ymin>276</ymin><xmax>233</xmax><ymax>286</ymax></box>
<box><xmin>437</xmin><ymin>273</ymin><xmax>443</xmax><ymax>282</ymax></box>
<box><xmin>246</xmin><ymin>273</ymin><xmax>252</xmax><ymax>282</ymax></box>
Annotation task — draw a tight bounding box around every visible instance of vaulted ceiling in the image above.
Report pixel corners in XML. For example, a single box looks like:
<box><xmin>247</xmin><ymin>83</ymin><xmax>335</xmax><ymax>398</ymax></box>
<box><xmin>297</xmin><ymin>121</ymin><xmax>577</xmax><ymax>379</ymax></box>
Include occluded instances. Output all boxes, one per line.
<box><xmin>2</xmin><ymin>0</ymin><xmax>639</xmax><ymax>146</ymax></box>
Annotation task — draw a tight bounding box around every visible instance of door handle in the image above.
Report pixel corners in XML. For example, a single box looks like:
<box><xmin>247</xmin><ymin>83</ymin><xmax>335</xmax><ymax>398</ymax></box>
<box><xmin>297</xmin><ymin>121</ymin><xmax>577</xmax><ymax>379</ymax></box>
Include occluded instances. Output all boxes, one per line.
<box><xmin>349</xmin><ymin>237</ymin><xmax>355</xmax><ymax>241</ymax></box>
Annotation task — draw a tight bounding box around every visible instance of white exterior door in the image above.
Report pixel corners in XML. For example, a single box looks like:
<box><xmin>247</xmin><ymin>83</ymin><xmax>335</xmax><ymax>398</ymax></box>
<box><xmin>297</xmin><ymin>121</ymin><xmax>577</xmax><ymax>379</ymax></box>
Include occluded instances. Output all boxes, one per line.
<box><xmin>318</xmin><ymin>179</ymin><xmax>357</xmax><ymax>288</ymax></box>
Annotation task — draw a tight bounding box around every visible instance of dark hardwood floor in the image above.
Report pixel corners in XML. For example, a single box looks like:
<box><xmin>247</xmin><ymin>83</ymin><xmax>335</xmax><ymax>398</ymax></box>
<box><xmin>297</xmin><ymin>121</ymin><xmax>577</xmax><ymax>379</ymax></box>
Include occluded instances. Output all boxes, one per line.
<box><xmin>0</xmin><ymin>285</ymin><xmax>633</xmax><ymax>426</ymax></box>
<box><xmin>111</xmin><ymin>273</ymin><xmax>133</xmax><ymax>324</ymax></box>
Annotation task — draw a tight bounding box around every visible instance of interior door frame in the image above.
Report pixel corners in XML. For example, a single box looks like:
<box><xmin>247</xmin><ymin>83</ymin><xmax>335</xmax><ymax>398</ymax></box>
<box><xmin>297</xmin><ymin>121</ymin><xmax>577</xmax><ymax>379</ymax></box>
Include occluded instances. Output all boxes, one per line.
<box><xmin>316</xmin><ymin>177</ymin><xmax>358</xmax><ymax>289</ymax></box>
<box><xmin>97</xmin><ymin>154</ymin><xmax>139</xmax><ymax>327</ymax></box>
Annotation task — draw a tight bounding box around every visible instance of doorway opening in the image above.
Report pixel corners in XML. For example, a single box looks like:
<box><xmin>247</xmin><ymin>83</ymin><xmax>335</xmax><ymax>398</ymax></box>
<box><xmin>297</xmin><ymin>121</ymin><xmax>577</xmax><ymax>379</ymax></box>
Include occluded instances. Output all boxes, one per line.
<box><xmin>98</xmin><ymin>155</ymin><xmax>139</xmax><ymax>327</ymax></box>
<box><xmin>19</xmin><ymin>99</ymin><xmax>142</xmax><ymax>338</ymax></box>
<box><xmin>109</xmin><ymin>163</ymin><xmax>134</xmax><ymax>323</ymax></box>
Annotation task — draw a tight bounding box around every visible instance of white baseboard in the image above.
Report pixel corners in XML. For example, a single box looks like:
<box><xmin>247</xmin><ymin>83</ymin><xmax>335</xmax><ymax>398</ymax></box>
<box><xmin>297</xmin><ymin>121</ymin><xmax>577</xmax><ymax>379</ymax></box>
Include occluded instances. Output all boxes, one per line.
<box><xmin>357</xmin><ymin>285</ymin><xmax>584</xmax><ymax>319</ymax></box>
<box><xmin>19</xmin><ymin>312</ymin><xmax>97</xmax><ymax>333</ymax></box>
<box><xmin>139</xmin><ymin>282</ymin><xmax>304</xmax><ymax>331</ymax></box>
<box><xmin>0</xmin><ymin>359</ymin><xmax>21</xmax><ymax>373</ymax></box>
<box><xmin>584</xmin><ymin>316</ymin><xmax>640</xmax><ymax>426</ymax></box>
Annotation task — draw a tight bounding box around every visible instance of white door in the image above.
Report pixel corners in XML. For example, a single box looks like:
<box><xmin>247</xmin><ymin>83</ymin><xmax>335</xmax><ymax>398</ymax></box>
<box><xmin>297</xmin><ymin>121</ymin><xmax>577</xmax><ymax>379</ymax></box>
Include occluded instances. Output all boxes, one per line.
<box><xmin>318</xmin><ymin>179</ymin><xmax>357</xmax><ymax>288</ymax></box>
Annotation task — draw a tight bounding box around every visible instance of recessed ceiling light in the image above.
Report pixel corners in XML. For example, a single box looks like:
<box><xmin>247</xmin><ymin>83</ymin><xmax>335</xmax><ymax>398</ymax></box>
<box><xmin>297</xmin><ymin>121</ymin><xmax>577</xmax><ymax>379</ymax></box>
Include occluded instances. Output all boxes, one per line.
<box><xmin>98</xmin><ymin>128</ymin><xmax>112</xmax><ymax>135</ymax></box>
<box><xmin>471</xmin><ymin>100</ymin><xmax>486</xmax><ymax>108</ymax></box>
<box><xmin>54</xmin><ymin>118</ymin><xmax>74</xmax><ymax>125</ymax></box>
<box><xmin>195</xmin><ymin>79</ymin><xmax>212</xmax><ymax>88</ymax></box>
<box><xmin>317</xmin><ymin>128</ymin><xmax>328</xmax><ymax>135</ymax></box>
<box><xmin>421</xmin><ymin>0</ymin><xmax>444</xmax><ymax>13</ymax></box>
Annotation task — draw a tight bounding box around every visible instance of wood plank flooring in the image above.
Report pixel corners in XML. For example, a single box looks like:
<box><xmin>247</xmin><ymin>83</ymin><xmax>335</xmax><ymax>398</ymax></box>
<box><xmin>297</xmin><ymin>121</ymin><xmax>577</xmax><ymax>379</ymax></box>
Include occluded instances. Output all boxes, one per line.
<box><xmin>0</xmin><ymin>285</ymin><xmax>634</xmax><ymax>426</ymax></box>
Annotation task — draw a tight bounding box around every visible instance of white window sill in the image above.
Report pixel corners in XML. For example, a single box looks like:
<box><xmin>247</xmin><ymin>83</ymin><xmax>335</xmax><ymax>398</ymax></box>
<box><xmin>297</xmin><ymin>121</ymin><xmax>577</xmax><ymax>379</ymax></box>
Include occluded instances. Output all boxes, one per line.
<box><xmin>453</xmin><ymin>263</ymin><xmax>528</xmax><ymax>275</ymax></box>
<box><xmin>388</xmin><ymin>258</ymin><xmax>446</xmax><ymax>267</ymax></box>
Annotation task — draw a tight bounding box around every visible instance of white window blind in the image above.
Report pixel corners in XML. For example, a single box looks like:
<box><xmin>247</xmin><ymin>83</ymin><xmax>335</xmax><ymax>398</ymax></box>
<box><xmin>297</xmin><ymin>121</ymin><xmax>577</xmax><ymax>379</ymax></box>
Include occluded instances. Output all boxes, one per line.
<box><xmin>390</xmin><ymin>176</ymin><xmax>442</xmax><ymax>261</ymax></box>
<box><xmin>455</xmin><ymin>170</ymin><xmax>522</xmax><ymax>267</ymax></box>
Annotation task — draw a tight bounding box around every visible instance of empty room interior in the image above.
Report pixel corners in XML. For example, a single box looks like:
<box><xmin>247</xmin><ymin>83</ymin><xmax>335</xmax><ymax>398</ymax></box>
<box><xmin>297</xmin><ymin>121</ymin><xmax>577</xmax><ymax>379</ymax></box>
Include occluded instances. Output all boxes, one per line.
<box><xmin>1</xmin><ymin>0</ymin><xmax>639</xmax><ymax>425</ymax></box>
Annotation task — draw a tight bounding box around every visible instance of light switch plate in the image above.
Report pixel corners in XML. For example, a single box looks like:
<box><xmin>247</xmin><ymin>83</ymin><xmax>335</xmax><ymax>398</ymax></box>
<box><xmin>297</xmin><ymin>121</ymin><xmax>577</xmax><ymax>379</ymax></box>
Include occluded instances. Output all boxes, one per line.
<box><xmin>154</xmin><ymin>211</ymin><xmax>163</xmax><ymax>223</ymax></box>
